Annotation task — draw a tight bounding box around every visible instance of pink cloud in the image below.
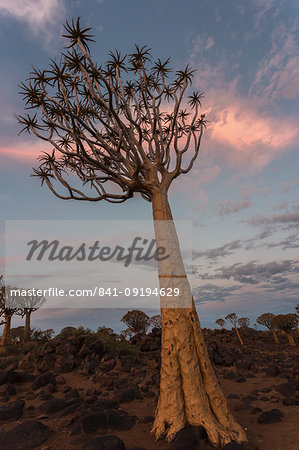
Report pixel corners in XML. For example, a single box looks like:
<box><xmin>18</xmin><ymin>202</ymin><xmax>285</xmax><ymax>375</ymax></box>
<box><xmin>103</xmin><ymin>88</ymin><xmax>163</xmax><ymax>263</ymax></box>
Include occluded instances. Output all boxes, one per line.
<box><xmin>0</xmin><ymin>142</ymin><xmax>49</xmax><ymax>161</ymax></box>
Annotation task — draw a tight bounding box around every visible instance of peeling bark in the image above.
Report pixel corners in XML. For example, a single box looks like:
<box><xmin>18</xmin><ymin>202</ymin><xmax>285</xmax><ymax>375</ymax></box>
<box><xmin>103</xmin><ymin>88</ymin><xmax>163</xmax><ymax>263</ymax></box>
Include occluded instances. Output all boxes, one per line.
<box><xmin>1</xmin><ymin>313</ymin><xmax>12</xmax><ymax>346</ymax></box>
<box><xmin>151</xmin><ymin>190</ymin><xmax>247</xmax><ymax>447</ymax></box>
<box><xmin>23</xmin><ymin>311</ymin><xmax>32</xmax><ymax>342</ymax></box>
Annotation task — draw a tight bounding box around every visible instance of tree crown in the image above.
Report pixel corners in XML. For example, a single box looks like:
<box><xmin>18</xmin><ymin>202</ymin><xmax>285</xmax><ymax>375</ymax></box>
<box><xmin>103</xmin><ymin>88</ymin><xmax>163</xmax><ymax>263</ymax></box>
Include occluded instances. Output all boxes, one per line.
<box><xmin>17</xmin><ymin>18</ymin><xmax>206</xmax><ymax>204</ymax></box>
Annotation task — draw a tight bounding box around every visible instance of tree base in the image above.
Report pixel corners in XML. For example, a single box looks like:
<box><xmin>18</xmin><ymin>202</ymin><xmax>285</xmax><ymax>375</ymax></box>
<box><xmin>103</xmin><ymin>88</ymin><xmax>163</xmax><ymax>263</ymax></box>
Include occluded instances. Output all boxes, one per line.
<box><xmin>151</xmin><ymin>305</ymin><xmax>247</xmax><ymax>447</ymax></box>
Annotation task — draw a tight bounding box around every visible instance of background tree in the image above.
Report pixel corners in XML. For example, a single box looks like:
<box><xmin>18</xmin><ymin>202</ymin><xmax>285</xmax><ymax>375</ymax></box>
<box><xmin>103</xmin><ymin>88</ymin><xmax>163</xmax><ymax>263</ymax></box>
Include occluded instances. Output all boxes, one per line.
<box><xmin>121</xmin><ymin>310</ymin><xmax>151</xmax><ymax>335</ymax></box>
<box><xmin>272</xmin><ymin>314</ymin><xmax>298</xmax><ymax>346</ymax></box>
<box><xmin>225</xmin><ymin>313</ymin><xmax>244</xmax><ymax>345</ymax></box>
<box><xmin>238</xmin><ymin>317</ymin><xmax>250</xmax><ymax>328</ymax></box>
<box><xmin>256</xmin><ymin>313</ymin><xmax>279</xmax><ymax>344</ymax></box>
<box><xmin>20</xmin><ymin>291</ymin><xmax>46</xmax><ymax>342</ymax></box>
<box><xmin>215</xmin><ymin>318</ymin><xmax>226</xmax><ymax>329</ymax></box>
<box><xmin>151</xmin><ymin>314</ymin><xmax>161</xmax><ymax>329</ymax></box>
<box><xmin>0</xmin><ymin>284</ymin><xmax>24</xmax><ymax>346</ymax></box>
<box><xmin>17</xmin><ymin>18</ymin><xmax>246</xmax><ymax>446</ymax></box>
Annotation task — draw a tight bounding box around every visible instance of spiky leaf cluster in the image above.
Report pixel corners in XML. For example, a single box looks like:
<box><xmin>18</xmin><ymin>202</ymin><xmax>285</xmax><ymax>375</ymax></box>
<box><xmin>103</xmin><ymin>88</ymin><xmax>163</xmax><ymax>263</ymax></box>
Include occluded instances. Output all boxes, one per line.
<box><xmin>17</xmin><ymin>18</ymin><xmax>206</xmax><ymax>203</ymax></box>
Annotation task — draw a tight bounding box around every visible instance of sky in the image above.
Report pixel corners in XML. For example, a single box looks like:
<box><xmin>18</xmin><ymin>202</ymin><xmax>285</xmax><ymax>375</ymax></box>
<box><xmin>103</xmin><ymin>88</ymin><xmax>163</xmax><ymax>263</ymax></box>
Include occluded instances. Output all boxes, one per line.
<box><xmin>0</xmin><ymin>0</ymin><xmax>298</xmax><ymax>332</ymax></box>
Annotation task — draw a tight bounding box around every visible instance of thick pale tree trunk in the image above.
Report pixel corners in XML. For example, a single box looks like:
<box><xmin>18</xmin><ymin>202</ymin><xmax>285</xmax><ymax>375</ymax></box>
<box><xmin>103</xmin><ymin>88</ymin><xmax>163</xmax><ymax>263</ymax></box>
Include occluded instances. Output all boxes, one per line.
<box><xmin>234</xmin><ymin>326</ymin><xmax>244</xmax><ymax>346</ymax></box>
<box><xmin>272</xmin><ymin>329</ymin><xmax>279</xmax><ymax>344</ymax></box>
<box><xmin>1</xmin><ymin>313</ymin><xmax>12</xmax><ymax>346</ymax></box>
<box><xmin>23</xmin><ymin>311</ymin><xmax>32</xmax><ymax>342</ymax></box>
<box><xmin>150</xmin><ymin>190</ymin><xmax>247</xmax><ymax>447</ymax></box>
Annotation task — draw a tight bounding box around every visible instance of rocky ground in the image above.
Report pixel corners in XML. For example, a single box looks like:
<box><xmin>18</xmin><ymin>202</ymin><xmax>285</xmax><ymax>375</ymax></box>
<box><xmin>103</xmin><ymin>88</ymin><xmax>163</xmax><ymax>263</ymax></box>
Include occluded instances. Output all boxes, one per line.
<box><xmin>0</xmin><ymin>327</ymin><xmax>298</xmax><ymax>450</ymax></box>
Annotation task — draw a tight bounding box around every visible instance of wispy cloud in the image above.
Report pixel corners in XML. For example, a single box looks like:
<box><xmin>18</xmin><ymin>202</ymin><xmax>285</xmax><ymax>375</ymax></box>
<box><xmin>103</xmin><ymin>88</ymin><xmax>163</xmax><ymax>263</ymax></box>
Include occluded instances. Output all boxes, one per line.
<box><xmin>198</xmin><ymin>259</ymin><xmax>299</xmax><ymax>286</ymax></box>
<box><xmin>193</xmin><ymin>240</ymin><xmax>242</xmax><ymax>262</ymax></box>
<box><xmin>250</xmin><ymin>21</ymin><xmax>299</xmax><ymax>100</ymax></box>
<box><xmin>215</xmin><ymin>198</ymin><xmax>252</xmax><ymax>216</ymax></box>
<box><xmin>0</xmin><ymin>0</ymin><xmax>66</xmax><ymax>40</ymax></box>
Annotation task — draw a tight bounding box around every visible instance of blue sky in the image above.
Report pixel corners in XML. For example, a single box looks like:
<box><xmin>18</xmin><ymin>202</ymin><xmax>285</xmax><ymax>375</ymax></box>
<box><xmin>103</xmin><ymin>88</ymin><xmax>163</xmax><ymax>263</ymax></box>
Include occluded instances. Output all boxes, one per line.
<box><xmin>0</xmin><ymin>0</ymin><xmax>298</xmax><ymax>331</ymax></box>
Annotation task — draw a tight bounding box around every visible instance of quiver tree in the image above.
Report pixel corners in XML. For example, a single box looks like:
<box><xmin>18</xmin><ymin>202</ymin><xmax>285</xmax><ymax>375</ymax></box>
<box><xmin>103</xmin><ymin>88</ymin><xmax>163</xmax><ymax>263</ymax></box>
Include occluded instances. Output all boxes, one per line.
<box><xmin>215</xmin><ymin>318</ymin><xmax>226</xmax><ymax>330</ymax></box>
<box><xmin>151</xmin><ymin>314</ymin><xmax>161</xmax><ymax>329</ymax></box>
<box><xmin>121</xmin><ymin>310</ymin><xmax>151</xmax><ymax>335</ymax></box>
<box><xmin>225</xmin><ymin>313</ymin><xmax>244</xmax><ymax>345</ymax></box>
<box><xmin>272</xmin><ymin>314</ymin><xmax>298</xmax><ymax>347</ymax></box>
<box><xmin>0</xmin><ymin>284</ymin><xmax>24</xmax><ymax>346</ymax></box>
<box><xmin>19</xmin><ymin>291</ymin><xmax>46</xmax><ymax>342</ymax></box>
<box><xmin>256</xmin><ymin>313</ymin><xmax>279</xmax><ymax>344</ymax></box>
<box><xmin>17</xmin><ymin>18</ymin><xmax>246</xmax><ymax>446</ymax></box>
<box><xmin>238</xmin><ymin>317</ymin><xmax>250</xmax><ymax>329</ymax></box>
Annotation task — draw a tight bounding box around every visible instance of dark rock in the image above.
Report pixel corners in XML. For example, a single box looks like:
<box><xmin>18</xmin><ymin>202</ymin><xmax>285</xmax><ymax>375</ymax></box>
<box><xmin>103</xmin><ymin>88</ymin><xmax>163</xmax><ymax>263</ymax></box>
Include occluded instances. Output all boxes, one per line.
<box><xmin>0</xmin><ymin>383</ymin><xmax>16</xmax><ymax>397</ymax></box>
<box><xmin>234</xmin><ymin>401</ymin><xmax>251</xmax><ymax>411</ymax></box>
<box><xmin>114</xmin><ymin>387</ymin><xmax>142</xmax><ymax>403</ymax></box>
<box><xmin>55</xmin><ymin>355</ymin><xmax>75</xmax><ymax>373</ymax></box>
<box><xmin>251</xmin><ymin>407</ymin><xmax>263</xmax><ymax>414</ymax></box>
<box><xmin>235</xmin><ymin>377</ymin><xmax>246</xmax><ymax>383</ymax></box>
<box><xmin>36</xmin><ymin>354</ymin><xmax>55</xmax><ymax>372</ymax></box>
<box><xmin>93</xmin><ymin>398</ymin><xmax>119</xmax><ymax>410</ymax></box>
<box><xmin>32</xmin><ymin>372</ymin><xmax>56</xmax><ymax>390</ymax></box>
<box><xmin>0</xmin><ymin>370</ymin><xmax>33</xmax><ymax>385</ymax></box>
<box><xmin>261</xmin><ymin>387</ymin><xmax>272</xmax><ymax>393</ymax></box>
<box><xmin>39</xmin><ymin>393</ymin><xmax>53</xmax><ymax>401</ymax></box>
<box><xmin>259</xmin><ymin>396</ymin><xmax>269</xmax><ymax>401</ymax></box>
<box><xmin>265</xmin><ymin>364</ymin><xmax>281</xmax><ymax>377</ymax></box>
<box><xmin>0</xmin><ymin>400</ymin><xmax>25</xmax><ymax>422</ymax></box>
<box><xmin>213</xmin><ymin>352</ymin><xmax>223</xmax><ymax>365</ymax></box>
<box><xmin>224</xmin><ymin>370</ymin><xmax>237</xmax><ymax>380</ymax></box>
<box><xmin>170</xmin><ymin>425</ymin><xmax>208</xmax><ymax>450</ymax></box>
<box><xmin>81</xmin><ymin>435</ymin><xmax>125</xmax><ymax>450</ymax></box>
<box><xmin>227</xmin><ymin>394</ymin><xmax>240</xmax><ymax>399</ymax></box>
<box><xmin>275</xmin><ymin>381</ymin><xmax>297</xmax><ymax>397</ymax></box>
<box><xmin>39</xmin><ymin>397</ymin><xmax>82</xmax><ymax>415</ymax></box>
<box><xmin>237</xmin><ymin>357</ymin><xmax>254</xmax><ymax>371</ymax></box>
<box><xmin>0</xmin><ymin>420</ymin><xmax>50</xmax><ymax>449</ymax></box>
<box><xmin>243</xmin><ymin>395</ymin><xmax>257</xmax><ymax>402</ymax></box>
<box><xmin>257</xmin><ymin>408</ymin><xmax>284</xmax><ymax>424</ymax></box>
<box><xmin>65</xmin><ymin>388</ymin><xmax>79</xmax><ymax>398</ymax></box>
<box><xmin>282</xmin><ymin>396</ymin><xmax>299</xmax><ymax>406</ymax></box>
<box><xmin>80</xmin><ymin>409</ymin><xmax>136</xmax><ymax>433</ymax></box>
<box><xmin>18</xmin><ymin>360</ymin><xmax>34</xmax><ymax>372</ymax></box>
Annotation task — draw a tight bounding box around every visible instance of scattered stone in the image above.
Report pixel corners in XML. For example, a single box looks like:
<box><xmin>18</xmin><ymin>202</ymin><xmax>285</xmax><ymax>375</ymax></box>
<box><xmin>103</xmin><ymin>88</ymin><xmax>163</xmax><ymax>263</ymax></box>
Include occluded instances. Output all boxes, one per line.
<box><xmin>0</xmin><ymin>420</ymin><xmax>50</xmax><ymax>449</ymax></box>
<box><xmin>251</xmin><ymin>407</ymin><xmax>263</xmax><ymax>414</ymax></box>
<box><xmin>0</xmin><ymin>399</ymin><xmax>25</xmax><ymax>422</ymax></box>
<box><xmin>0</xmin><ymin>383</ymin><xmax>16</xmax><ymax>397</ymax></box>
<box><xmin>282</xmin><ymin>396</ymin><xmax>299</xmax><ymax>406</ymax></box>
<box><xmin>169</xmin><ymin>426</ymin><xmax>208</xmax><ymax>450</ymax></box>
<box><xmin>227</xmin><ymin>394</ymin><xmax>240</xmax><ymax>399</ymax></box>
<box><xmin>235</xmin><ymin>401</ymin><xmax>252</xmax><ymax>411</ymax></box>
<box><xmin>39</xmin><ymin>397</ymin><xmax>82</xmax><ymax>415</ymax></box>
<box><xmin>257</xmin><ymin>409</ymin><xmax>284</xmax><ymax>424</ymax></box>
<box><xmin>32</xmin><ymin>373</ymin><xmax>56</xmax><ymax>390</ymax></box>
<box><xmin>114</xmin><ymin>388</ymin><xmax>142</xmax><ymax>403</ymax></box>
<box><xmin>80</xmin><ymin>409</ymin><xmax>136</xmax><ymax>433</ymax></box>
<box><xmin>265</xmin><ymin>365</ymin><xmax>281</xmax><ymax>377</ymax></box>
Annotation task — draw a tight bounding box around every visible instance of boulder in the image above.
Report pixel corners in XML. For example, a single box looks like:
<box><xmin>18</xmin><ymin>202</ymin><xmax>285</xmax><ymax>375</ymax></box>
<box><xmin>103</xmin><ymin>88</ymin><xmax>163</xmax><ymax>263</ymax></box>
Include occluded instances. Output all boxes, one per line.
<box><xmin>0</xmin><ymin>400</ymin><xmax>25</xmax><ymax>422</ymax></box>
<box><xmin>257</xmin><ymin>409</ymin><xmax>284</xmax><ymax>424</ymax></box>
<box><xmin>32</xmin><ymin>372</ymin><xmax>56</xmax><ymax>390</ymax></box>
<box><xmin>0</xmin><ymin>420</ymin><xmax>50</xmax><ymax>449</ymax></box>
